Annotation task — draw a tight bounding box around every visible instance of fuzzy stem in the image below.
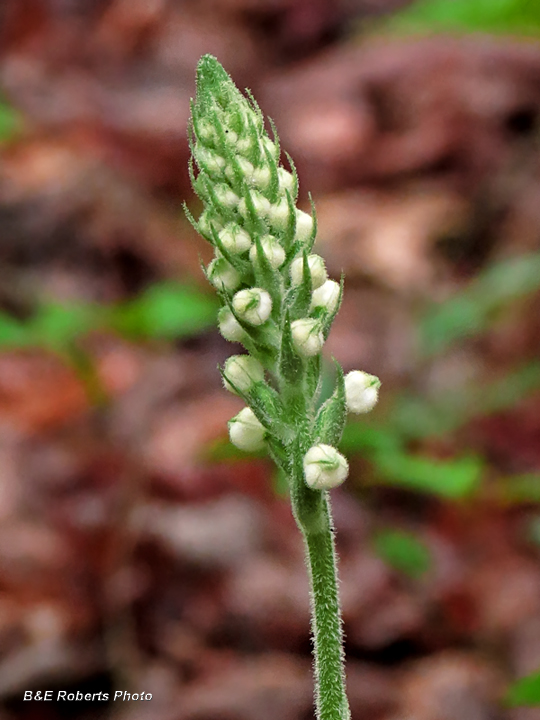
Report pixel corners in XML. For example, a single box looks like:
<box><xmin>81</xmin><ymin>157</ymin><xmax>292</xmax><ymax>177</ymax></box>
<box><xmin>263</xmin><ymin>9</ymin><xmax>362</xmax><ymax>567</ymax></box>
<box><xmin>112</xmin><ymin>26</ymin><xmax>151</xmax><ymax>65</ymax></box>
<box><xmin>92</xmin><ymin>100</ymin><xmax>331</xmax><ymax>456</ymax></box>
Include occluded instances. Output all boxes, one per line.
<box><xmin>291</xmin><ymin>469</ymin><xmax>350</xmax><ymax>720</ymax></box>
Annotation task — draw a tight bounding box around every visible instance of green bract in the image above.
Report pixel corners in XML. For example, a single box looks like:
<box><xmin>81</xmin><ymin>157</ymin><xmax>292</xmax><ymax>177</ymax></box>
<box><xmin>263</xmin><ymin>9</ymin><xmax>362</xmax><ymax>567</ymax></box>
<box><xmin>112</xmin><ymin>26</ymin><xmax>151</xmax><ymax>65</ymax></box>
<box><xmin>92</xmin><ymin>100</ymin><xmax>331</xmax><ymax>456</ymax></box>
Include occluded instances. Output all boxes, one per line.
<box><xmin>187</xmin><ymin>54</ymin><xmax>381</xmax><ymax>720</ymax></box>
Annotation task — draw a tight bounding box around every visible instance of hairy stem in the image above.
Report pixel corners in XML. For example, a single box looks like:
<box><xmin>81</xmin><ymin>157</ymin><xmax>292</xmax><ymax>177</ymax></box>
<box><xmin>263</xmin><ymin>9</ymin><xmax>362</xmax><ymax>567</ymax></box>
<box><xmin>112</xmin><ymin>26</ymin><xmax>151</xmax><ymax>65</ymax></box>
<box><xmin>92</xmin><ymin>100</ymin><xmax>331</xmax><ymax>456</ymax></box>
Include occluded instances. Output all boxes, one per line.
<box><xmin>291</xmin><ymin>470</ymin><xmax>350</xmax><ymax>720</ymax></box>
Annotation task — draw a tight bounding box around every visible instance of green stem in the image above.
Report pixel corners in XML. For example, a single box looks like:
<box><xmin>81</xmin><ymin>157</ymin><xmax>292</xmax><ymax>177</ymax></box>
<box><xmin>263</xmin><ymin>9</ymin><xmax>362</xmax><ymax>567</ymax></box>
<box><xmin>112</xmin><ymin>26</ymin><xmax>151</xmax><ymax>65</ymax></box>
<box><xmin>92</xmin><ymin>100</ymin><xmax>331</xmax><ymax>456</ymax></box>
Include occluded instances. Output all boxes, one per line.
<box><xmin>291</xmin><ymin>470</ymin><xmax>350</xmax><ymax>720</ymax></box>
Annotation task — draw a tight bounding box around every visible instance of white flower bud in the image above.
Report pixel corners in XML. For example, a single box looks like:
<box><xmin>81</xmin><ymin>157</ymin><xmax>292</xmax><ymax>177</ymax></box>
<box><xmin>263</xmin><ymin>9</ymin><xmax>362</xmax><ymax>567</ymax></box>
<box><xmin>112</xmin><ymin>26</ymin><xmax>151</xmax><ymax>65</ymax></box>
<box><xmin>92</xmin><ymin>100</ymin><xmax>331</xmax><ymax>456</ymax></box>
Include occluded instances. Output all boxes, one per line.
<box><xmin>198</xmin><ymin>211</ymin><xmax>223</xmax><ymax>240</ymax></box>
<box><xmin>344</xmin><ymin>371</ymin><xmax>380</xmax><ymax>414</ymax></box>
<box><xmin>224</xmin><ymin>129</ymin><xmax>238</xmax><ymax>145</ymax></box>
<box><xmin>290</xmin><ymin>254</ymin><xmax>327</xmax><ymax>289</ymax></box>
<box><xmin>252</xmin><ymin>165</ymin><xmax>272</xmax><ymax>190</ymax></box>
<box><xmin>249</xmin><ymin>235</ymin><xmax>285</xmax><ymax>269</ymax></box>
<box><xmin>196</xmin><ymin>118</ymin><xmax>217</xmax><ymax>145</ymax></box>
<box><xmin>223</xmin><ymin>355</ymin><xmax>264</xmax><ymax>394</ymax></box>
<box><xmin>229</xmin><ymin>407</ymin><xmax>266</xmax><ymax>452</ymax></box>
<box><xmin>268</xmin><ymin>196</ymin><xmax>291</xmax><ymax>231</ymax></box>
<box><xmin>233</xmin><ymin>288</ymin><xmax>272</xmax><ymax>326</ymax></box>
<box><xmin>225</xmin><ymin>157</ymin><xmax>254</xmax><ymax>183</ymax></box>
<box><xmin>278</xmin><ymin>168</ymin><xmax>295</xmax><ymax>194</ymax></box>
<box><xmin>303</xmin><ymin>444</ymin><xmax>349</xmax><ymax>490</ymax></box>
<box><xmin>310</xmin><ymin>280</ymin><xmax>340</xmax><ymax>314</ymax></box>
<box><xmin>196</xmin><ymin>146</ymin><xmax>225</xmax><ymax>176</ymax></box>
<box><xmin>295</xmin><ymin>210</ymin><xmax>314</xmax><ymax>243</ymax></box>
<box><xmin>260</xmin><ymin>136</ymin><xmax>277</xmax><ymax>158</ymax></box>
<box><xmin>238</xmin><ymin>192</ymin><xmax>271</xmax><ymax>219</ymax></box>
<box><xmin>218</xmin><ymin>223</ymin><xmax>252</xmax><ymax>254</ymax></box>
<box><xmin>291</xmin><ymin>318</ymin><xmax>324</xmax><ymax>357</ymax></box>
<box><xmin>218</xmin><ymin>306</ymin><xmax>245</xmax><ymax>342</ymax></box>
<box><xmin>207</xmin><ymin>258</ymin><xmax>242</xmax><ymax>292</ymax></box>
<box><xmin>237</xmin><ymin>136</ymin><xmax>256</xmax><ymax>155</ymax></box>
<box><xmin>214</xmin><ymin>184</ymin><xmax>240</xmax><ymax>209</ymax></box>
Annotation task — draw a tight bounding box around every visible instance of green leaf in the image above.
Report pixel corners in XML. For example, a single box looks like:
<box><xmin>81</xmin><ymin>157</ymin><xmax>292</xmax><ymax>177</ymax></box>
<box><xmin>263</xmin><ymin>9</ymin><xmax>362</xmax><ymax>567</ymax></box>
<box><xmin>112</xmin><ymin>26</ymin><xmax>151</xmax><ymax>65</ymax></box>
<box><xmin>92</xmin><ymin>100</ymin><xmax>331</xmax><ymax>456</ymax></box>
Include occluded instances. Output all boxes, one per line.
<box><xmin>373</xmin><ymin>528</ymin><xmax>431</xmax><ymax>578</ymax></box>
<box><xmin>0</xmin><ymin>100</ymin><xmax>20</xmax><ymax>142</ymax></box>
<box><xmin>0</xmin><ymin>312</ymin><xmax>32</xmax><ymax>348</ymax></box>
<box><xmin>421</xmin><ymin>253</ymin><xmax>540</xmax><ymax>357</ymax></box>
<box><xmin>505</xmin><ymin>669</ymin><xmax>540</xmax><ymax>707</ymax></box>
<box><xmin>382</xmin><ymin>0</ymin><xmax>540</xmax><ymax>37</ymax></box>
<box><xmin>314</xmin><ymin>362</ymin><xmax>346</xmax><ymax>446</ymax></box>
<box><xmin>110</xmin><ymin>282</ymin><xmax>217</xmax><ymax>339</ymax></box>
<box><xmin>29</xmin><ymin>303</ymin><xmax>102</xmax><ymax>348</ymax></box>
<box><xmin>373</xmin><ymin>451</ymin><xmax>483</xmax><ymax>499</ymax></box>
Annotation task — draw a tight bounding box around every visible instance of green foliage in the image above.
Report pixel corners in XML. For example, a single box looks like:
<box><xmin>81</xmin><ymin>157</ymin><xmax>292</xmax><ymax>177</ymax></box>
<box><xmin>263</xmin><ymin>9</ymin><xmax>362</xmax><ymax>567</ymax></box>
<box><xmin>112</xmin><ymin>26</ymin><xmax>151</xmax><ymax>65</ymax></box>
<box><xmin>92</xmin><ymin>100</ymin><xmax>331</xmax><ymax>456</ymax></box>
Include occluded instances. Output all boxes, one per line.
<box><xmin>505</xmin><ymin>669</ymin><xmax>540</xmax><ymax>707</ymax></box>
<box><xmin>384</xmin><ymin>0</ymin><xmax>540</xmax><ymax>37</ymax></box>
<box><xmin>0</xmin><ymin>282</ymin><xmax>218</xmax><ymax>351</ymax></box>
<box><xmin>0</xmin><ymin>99</ymin><xmax>20</xmax><ymax>142</ymax></box>
<box><xmin>373</xmin><ymin>528</ymin><xmax>431</xmax><ymax>578</ymax></box>
<box><xmin>421</xmin><ymin>253</ymin><xmax>540</xmax><ymax>357</ymax></box>
<box><xmin>109</xmin><ymin>281</ymin><xmax>217</xmax><ymax>340</ymax></box>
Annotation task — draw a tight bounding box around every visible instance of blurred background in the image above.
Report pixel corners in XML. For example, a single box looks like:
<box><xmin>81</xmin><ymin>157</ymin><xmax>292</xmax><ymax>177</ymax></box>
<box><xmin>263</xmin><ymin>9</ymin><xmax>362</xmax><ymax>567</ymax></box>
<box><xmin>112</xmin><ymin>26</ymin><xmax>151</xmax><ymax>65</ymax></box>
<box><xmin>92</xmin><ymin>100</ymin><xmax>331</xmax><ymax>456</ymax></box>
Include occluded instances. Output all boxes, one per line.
<box><xmin>2</xmin><ymin>1</ymin><xmax>540</xmax><ymax>718</ymax></box>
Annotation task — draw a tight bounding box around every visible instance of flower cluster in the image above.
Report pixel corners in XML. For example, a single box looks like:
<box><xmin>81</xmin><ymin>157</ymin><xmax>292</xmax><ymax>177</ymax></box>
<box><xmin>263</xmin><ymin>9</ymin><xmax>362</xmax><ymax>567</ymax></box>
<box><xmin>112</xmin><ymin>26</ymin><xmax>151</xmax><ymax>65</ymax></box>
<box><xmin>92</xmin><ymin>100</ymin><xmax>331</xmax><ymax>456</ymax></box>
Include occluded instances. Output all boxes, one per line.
<box><xmin>188</xmin><ymin>55</ymin><xmax>380</xmax><ymax>491</ymax></box>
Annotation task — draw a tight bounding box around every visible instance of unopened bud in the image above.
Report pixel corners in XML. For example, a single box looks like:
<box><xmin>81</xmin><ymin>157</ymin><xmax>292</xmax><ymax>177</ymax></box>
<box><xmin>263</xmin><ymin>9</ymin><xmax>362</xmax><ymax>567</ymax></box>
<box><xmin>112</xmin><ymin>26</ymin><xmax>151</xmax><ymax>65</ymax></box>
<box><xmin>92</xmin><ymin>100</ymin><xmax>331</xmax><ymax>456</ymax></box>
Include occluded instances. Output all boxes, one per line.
<box><xmin>196</xmin><ymin>146</ymin><xmax>226</xmax><ymax>176</ymax></box>
<box><xmin>238</xmin><ymin>192</ymin><xmax>271</xmax><ymax>219</ymax></box>
<box><xmin>295</xmin><ymin>210</ymin><xmax>314</xmax><ymax>243</ymax></box>
<box><xmin>214</xmin><ymin>184</ymin><xmax>240</xmax><ymax>209</ymax></box>
<box><xmin>207</xmin><ymin>258</ymin><xmax>242</xmax><ymax>292</ymax></box>
<box><xmin>229</xmin><ymin>407</ymin><xmax>266</xmax><ymax>452</ymax></box>
<box><xmin>225</xmin><ymin>157</ymin><xmax>254</xmax><ymax>183</ymax></box>
<box><xmin>291</xmin><ymin>318</ymin><xmax>324</xmax><ymax>357</ymax></box>
<box><xmin>196</xmin><ymin>118</ymin><xmax>217</xmax><ymax>146</ymax></box>
<box><xmin>233</xmin><ymin>287</ymin><xmax>272</xmax><ymax>326</ymax></box>
<box><xmin>249</xmin><ymin>235</ymin><xmax>285</xmax><ymax>269</ymax></box>
<box><xmin>268</xmin><ymin>196</ymin><xmax>291</xmax><ymax>231</ymax></box>
<box><xmin>278</xmin><ymin>168</ymin><xmax>295</xmax><ymax>194</ymax></box>
<box><xmin>303</xmin><ymin>444</ymin><xmax>349</xmax><ymax>490</ymax></box>
<box><xmin>223</xmin><ymin>355</ymin><xmax>264</xmax><ymax>394</ymax></box>
<box><xmin>198</xmin><ymin>211</ymin><xmax>223</xmax><ymax>240</ymax></box>
<box><xmin>218</xmin><ymin>306</ymin><xmax>245</xmax><ymax>342</ymax></box>
<box><xmin>310</xmin><ymin>280</ymin><xmax>340</xmax><ymax>314</ymax></box>
<box><xmin>252</xmin><ymin>165</ymin><xmax>272</xmax><ymax>191</ymax></box>
<box><xmin>344</xmin><ymin>371</ymin><xmax>380</xmax><ymax>414</ymax></box>
<box><xmin>290</xmin><ymin>254</ymin><xmax>327</xmax><ymax>289</ymax></box>
<box><xmin>218</xmin><ymin>224</ymin><xmax>252</xmax><ymax>254</ymax></box>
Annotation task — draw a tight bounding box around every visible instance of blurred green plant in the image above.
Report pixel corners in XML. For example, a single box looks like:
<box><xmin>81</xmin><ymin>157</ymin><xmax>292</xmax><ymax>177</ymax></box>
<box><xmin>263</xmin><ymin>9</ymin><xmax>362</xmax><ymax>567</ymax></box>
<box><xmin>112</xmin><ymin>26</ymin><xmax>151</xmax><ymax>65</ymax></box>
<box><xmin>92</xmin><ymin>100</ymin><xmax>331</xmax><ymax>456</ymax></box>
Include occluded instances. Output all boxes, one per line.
<box><xmin>0</xmin><ymin>281</ymin><xmax>217</xmax><ymax>352</ymax></box>
<box><xmin>0</xmin><ymin>97</ymin><xmax>22</xmax><ymax>142</ymax></box>
<box><xmin>373</xmin><ymin>528</ymin><xmax>431</xmax><ymax>578</ymax></box>
<box><xmin>505</xmin><ymin>669</ymin><xmax>540</xmax><ymax>707</ymax></box>
<box><xmin>384</xmin><ymin>0</ymin><xmax>540</xmax><ymax>37</ymax></box>
<box><xmin>339</xmin><ymin>249</ymin><xmax>540</xmax><ymax>503</ymax></box>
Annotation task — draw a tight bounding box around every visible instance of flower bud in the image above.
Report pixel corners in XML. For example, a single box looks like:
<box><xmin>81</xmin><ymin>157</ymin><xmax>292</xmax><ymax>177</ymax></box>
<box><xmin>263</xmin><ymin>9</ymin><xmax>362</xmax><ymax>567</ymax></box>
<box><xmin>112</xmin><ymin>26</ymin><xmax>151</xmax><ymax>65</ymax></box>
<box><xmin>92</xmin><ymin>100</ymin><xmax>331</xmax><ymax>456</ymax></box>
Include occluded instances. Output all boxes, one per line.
<box><xmin>196</xmin><ymin>118</ymin><xmax>217</xmax><ymax>146</ymax></box>
<box><xmin>290</xmin><ymin>254</ymin><xmax>327</xmax><ymax>289</ymax></box>
<box><xmin>233</xmin><ymin>288</ymin><xmax>272</xmax><ymax>325</ymax></box>
<box><xmin>225</xmin><ymin>157</ymin><xmax>254</xmax><ymax>183</ymax></box>
<box><xmin>278</xmin><ymin>168</ymin><xmax>295</xmax><ymax>194</ymax></box>
<box><xmin>218</xmin><ymin>223</ymin><xmax>252</xmax><ymax>254</ymax></box>
<box><xmin>218</xmin><ymin>306</ymin><xmax>245</xmax><ymax>342</ymax></box>
<box><xmin>303</xmin><ymin>444</ymin><xmax>349</xmax><ymax>490</ymax></box>
<box><xmin>295</xmin><ymin>210</ymin><xmax>314</xmax><ymax>243</ymax></box>
<box><xmin>268</xmin><ymin>196</ymin><xmax>291</xmax><ymax>231</ymax></box>
<box><xmin>196</xmin><ymin>146</ymin><xmax>226</xmax><ymax>176</ymax></box>
<box><xmin>310</xmin><ymin>280</ymin><xmax>340</xmax><ymax>314</ymax></box>
<box><xmin>229</xmin><ymin>407</ymin><xmax>266</xmax><ymax>452</ymax></box>
<box><xmin>198</xmin><ymin>211</ymin><xmax>223</xmax><ymax>240</ymax></box>
<box><xmin>223</xmin><ymin>355</ymin><xmax>264</xmax><ymax>394</ymax></box>
<box><xmin>344</xmin><ymin>371</ymin><xmax>380</xmax><ymax>414</ymax></box>
<box><xmin>291</xmin><ymin>318</ymin><xmax>324</xmax><ymax>357</ymax></box>
<box><xmin>207</xmin><ymin>258</ymin><xmax>242</xmax><ymax>292</ymax></box>
<box><xmin>252</xmin><ymin>165</ymin><xmax>272</xmax><ymax>191</ymax></box>
<box><xmin>238</xmin><ymin>192</ymin><xmax>271</xmax><ymax>219</ymax></box>
<box><xmin>214</xmin><ymin>184</ymin><xmax>240</xmax><ymax>209</ymax></box>
<box><xmin>261</xmin><ymin>136</ymin><xmax>277</xmax><ymax>157</ymax></box>
<box><xmin>249</xmin><ymin>235</ymin><xmax>285</xmax><ymax>269</ymax></box>
<box><xmin>224</xmin><ymin>129</ymin><xmax>239</xmax><ymax>145</ymax></box>
<box><xmin>237</xmin><ymin>136</ymin><xmax>256</xmax><ymax>155</ymax></box>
